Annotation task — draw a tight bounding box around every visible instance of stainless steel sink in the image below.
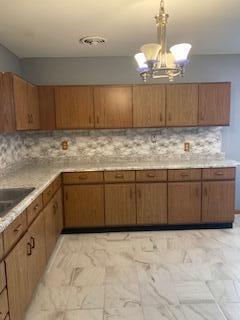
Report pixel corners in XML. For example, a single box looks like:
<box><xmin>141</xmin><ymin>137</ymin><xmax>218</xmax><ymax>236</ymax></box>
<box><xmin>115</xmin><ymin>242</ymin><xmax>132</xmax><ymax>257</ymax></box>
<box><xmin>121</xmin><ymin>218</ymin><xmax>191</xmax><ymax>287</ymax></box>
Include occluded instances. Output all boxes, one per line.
<box><xmin>0</xmin><ymin>188</ymin><xmax>35</xmax><ymax>218</ymax></box>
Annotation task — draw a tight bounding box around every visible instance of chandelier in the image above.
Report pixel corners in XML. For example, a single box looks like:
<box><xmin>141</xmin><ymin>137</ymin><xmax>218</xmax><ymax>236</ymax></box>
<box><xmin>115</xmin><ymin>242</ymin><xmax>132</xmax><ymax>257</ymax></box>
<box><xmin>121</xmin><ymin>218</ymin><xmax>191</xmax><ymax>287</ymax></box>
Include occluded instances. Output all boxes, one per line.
<box><xmin>134</xmin><ymin>0</ymin><xmax>192</xmax><ymax>82</ymax></box>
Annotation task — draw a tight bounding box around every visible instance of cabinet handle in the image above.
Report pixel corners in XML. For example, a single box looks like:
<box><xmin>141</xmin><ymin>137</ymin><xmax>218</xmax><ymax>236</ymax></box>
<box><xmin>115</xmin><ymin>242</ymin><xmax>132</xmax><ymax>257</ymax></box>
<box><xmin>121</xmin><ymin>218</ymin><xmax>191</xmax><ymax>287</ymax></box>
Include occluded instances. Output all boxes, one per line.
<box><xmin>53</xmin><ymin>202</ymin><xmax>58</xmax><ymax>212</ymax></box>
<box><xmin>215</xmin><ymin>171</ymin><xmax>224</xmax><ymax>176</ymax></box>
<box><xmin>34</xmin><ymin>204</ymin><xmax>39</xmax><ymax>211</ymax></box>
<box><xmin>147</xmin><ymin>173</ymin><xmax>155</xmax><ymax>178</ymax></box>
<box><xmin>30</xmin><ymin>236</ymin><xmax>35</xmax><ymax>249</ymax></box>
<box><xmin>13</xmin><ymin>224</ymin><xmax>22</xmax><ymax>233</ymax></box>
<box><xmin>27</xmin><ymin>114</ymin><xmax>31</xmax><ymax>124</ymax></box>
<box><xmin>30</xmin><ymin>114</ymin><xmax>33</xmax><ymax>124</ymax></box>
<box><xmin>79</xmin><ymin>175</ymin><xmax>88</xmax><ymax>180</ymax></box>
<box><xmin>115</xmin><ymin>174</ymin><xmax>124</xmax><ymax>179</ymax></box>
<box><xmin>27</xmin><ymin>242</ymin><xmax>32</xmax><ymax>256</ymax></box>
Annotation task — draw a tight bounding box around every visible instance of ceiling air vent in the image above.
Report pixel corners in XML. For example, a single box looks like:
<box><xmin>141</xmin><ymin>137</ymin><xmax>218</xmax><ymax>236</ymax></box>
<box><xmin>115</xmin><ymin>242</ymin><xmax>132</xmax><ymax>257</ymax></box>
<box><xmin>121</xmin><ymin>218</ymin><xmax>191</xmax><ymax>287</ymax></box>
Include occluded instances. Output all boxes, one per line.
<box><xmin>79</xmin><ymin>36</ymin><xmax>107</xmax><ymax>46</ymax></box>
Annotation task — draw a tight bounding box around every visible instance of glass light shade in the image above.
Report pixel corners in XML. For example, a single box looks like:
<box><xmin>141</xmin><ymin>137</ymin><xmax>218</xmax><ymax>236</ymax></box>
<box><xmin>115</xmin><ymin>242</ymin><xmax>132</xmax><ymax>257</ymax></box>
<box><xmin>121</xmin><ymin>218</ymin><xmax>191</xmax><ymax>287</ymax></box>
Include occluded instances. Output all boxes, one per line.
<box><xmin>170</xmin><ymin>43</ymin><xmax>192</xmax><ymax>64</ymax></box>
<box><xmin>166</xmin><ymin>52</ymin><xmax>176</xmax><ymax>68</ymax></box>
<box><xmin>140</xmin><ymin>43</ymin><xmax>161</xmax><ymax>63</ymax></box>
<box><xmin>134</xmin><ymin>53</ymin><xmax>149</xmax><ymax>73</ymax></box>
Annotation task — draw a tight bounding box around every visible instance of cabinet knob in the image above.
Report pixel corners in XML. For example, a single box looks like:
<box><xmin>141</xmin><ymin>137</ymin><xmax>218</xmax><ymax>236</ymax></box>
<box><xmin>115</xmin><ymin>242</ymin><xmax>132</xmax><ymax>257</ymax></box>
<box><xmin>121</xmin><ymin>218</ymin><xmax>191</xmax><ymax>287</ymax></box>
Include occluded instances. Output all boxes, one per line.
<box><xmin>53</xmin><ymin>202</ymin><xmax>58</xmax><ymax>211</ymax></box>
<box><xmin>34</xmin><ymin>204</ymin><xmax>39</xmax><ymax>211</ymax></box>
<box><xmin>13</xmin><ymin>224</ymin><xmax>22</xmax><ymax>233</ymax></box>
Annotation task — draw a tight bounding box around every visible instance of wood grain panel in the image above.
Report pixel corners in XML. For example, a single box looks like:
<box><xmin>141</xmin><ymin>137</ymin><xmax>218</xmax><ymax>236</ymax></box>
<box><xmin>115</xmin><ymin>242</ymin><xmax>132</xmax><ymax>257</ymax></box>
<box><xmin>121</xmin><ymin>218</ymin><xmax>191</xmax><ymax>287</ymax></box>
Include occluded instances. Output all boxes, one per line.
<box><xmin>168</xmin><ymin>182</ymin><xmax>201</xmax><ymax>224</ymax></box>
<box><xmin>52</xmin><ymin>175</ymin><xmax>62</xmax><ymax>193</ymax></box>
<box><xmin>42</xmin><ymin>183</ymin><xmax>54</xmax><ymax>206</ymax></box>
<box><xmin>0</xmin><ymin>235</ymin><xmax>3</xmax><ymax>262</ymax></box>
<box><xmin>136</xmin><ymin>183</ymin><xmax>167</xmax><ymax>225</ymax></box>
<box><xmin>199</xmin><ymin>83</ymin><xmax>231</xmax><ymax>126</ymax></box>
<box><xmin>202</xmin><ymin>167</ymin><xmax>235</xmax><ymax>181</ymax></box>
<box><xmin>133</xmin><ymin>85</ymin><xmax>166</xmax><ymax>127</ymax></box>
<box><xmin>27</xmin><ymin>83</ymin><xmax>40</xmax><ymax>130</ymax></box>
<box><xmin>94</xmin><ymin>86</ymin><xmax>133</xmax><ymax>128</ymax></box>
<box><xmin>0</xmin><ymin>262</ymin><xmax>6</xmax><ymax>294</ymax></box>
<box><xmin>27</xmin><ymin>194</ymin><xmax>43</xmax><ymax>226</ymax></box>
<box><xmin>202</xmin><ymin>181</ymin><xmax>235</xmax><ymax>223</ymax></box>
<box><xmin>64</xmin><ymin>185</ymin><xmax>104</xmax><ymax>228</ymax></box>
<box><xmin>43</xmin><ymin>199</ymin><xmax>56</xmax><ymax>260</ymax></box>
<box><xmin>168</xmin><ymin>169</ymin><xmax>201</xmax><ymax>181</ymax></box>
<box><xmin>105</xmin><ymin>183</ymin><xmax>136</xmax><ymax>226</ymax></box>
<box><xmin>63</xmin><ymin>172</ymin><xmax>104</xmax><ymax>184</ymax></box>
<box><xmin>166</xmin><ymin>84</ymin><xmax>198</xmax><ymax>126</ymax></box>
<box><xmin>55</xmin><ymin>86</ymin><xmax>94</xmax><ymax>129</ymax></box>
<box><xmin>54</xmin><ymin>189</ymin><xmax>63</xmax><ymax>236</ymax></box>
<box><xmin>136</xmin><ymin>170</ymin><xmax>167</xmax><ymax>182</ymax></box>
<box><xmin>0</xmin><ymin>288</ymin><xmax>8</xmax><ymax>320</ymax></box>
<box><xmin>38</xmin><ymin>86</ymin><xmax>56</xmax><ymax>130</ymax></box>
<box><xmin>13</xmin><ymin>75</ymin><xmax>29</xmax><ymax>130</ymax></box>
<box><xmin>104</xmin><ymin>171</ymin><xmax>135</xmax><ymax>183</ymax></box>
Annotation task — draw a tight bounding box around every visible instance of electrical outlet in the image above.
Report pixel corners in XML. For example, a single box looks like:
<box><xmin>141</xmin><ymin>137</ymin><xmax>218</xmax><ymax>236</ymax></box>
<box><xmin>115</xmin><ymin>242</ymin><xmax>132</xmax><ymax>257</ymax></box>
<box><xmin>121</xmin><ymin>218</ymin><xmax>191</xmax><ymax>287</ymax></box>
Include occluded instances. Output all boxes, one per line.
<box><xmin>61</xmin><ymin>140</ymin><xmax>69</xmax><ymax>150</ymax></box>
<box><xmin>184</xmin><ymin>142</ymin><xmax>190</xmax><ymax>152</ymax></box>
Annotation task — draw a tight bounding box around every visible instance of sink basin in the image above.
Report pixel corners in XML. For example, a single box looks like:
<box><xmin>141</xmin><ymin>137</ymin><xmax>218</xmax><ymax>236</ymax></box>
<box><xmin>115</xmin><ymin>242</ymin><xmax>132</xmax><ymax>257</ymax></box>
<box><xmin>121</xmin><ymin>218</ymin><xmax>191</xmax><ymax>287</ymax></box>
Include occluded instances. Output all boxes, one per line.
<box><xmin>0</xmin><ymin>187</ymin><xmax>35</xmax><ymax>218</ymax></box>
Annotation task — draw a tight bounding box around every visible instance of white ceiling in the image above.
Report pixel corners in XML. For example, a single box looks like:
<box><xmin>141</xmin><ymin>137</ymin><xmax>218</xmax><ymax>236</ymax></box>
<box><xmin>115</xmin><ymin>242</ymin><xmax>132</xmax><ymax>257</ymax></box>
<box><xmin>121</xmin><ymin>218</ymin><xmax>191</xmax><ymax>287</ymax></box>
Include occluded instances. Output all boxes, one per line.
<box><xmin>0</xmin><ymin>0</ymin><xmax>240</xmax><ymax>58</ymax></box>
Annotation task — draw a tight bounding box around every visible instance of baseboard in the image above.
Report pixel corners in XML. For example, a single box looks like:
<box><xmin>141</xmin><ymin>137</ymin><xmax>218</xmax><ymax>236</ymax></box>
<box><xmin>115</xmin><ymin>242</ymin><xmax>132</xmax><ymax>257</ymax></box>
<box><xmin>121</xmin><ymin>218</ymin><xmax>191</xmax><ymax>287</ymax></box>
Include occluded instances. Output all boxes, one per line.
<box><xmin>235</xmin><ymin>210</ymin><xmax>240</xmax><ymax>215</ymax></box>
<box><xmin>62</xmin><ymin>223</ymin><xmax>233</xmax><ymax>234</ymax></box>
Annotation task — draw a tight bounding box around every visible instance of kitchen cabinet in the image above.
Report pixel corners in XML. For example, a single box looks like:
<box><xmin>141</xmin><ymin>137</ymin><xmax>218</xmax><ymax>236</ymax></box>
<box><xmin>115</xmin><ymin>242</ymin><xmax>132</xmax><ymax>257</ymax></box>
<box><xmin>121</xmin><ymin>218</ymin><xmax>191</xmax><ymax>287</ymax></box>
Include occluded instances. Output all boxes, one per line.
<box><xmin>202</xmin><ymin>180</ymin><xmax>235</xmax><ymax>223</ymax></box>
<box><xmin>105</xmin><ymin>183</ymin><xmax>136</xmax><ymax>226</ymax></box>
<box><xmin>136</xmin><ymin>183</ymin><xmax>167</xmax><ymax>225</ymax></box>
<box><xmin>166</xmin><ymin>84</ymin><xmax>198</xmax><ymax>126</ymax></box>
<box><xmin>54</xmin><ymin>189</ymin><xmax>63</xmax><ymax>237</ymax></box>
<box><xmin>94</xmin><ymin>86</ymin><xmax>133</xmax><ymax>128</ymax></box>
<box><xmin>199</xmin><ymin>83</ymin><xmax>230</xmax><ymax>126</ymax></box>
<box><xmin>168</xmin><ymin>182</ymin><xmax>201</xmax><ymax>224</ymax></box>
<box><xmin>0</xmin><ymin>289</ymin><xmax>9</xmax><ymax>320</ymax></box>
<box><xmin>64</xmin><ymin>185</ymin><xmax>104</xmax><ymax>228</ymax></box>
<box><xmin>55</xmin><ymin>86</ymin><xmax>94</xmax><ymax>129</ymax></box>
<box><xmin>133</xmin><ymin>85</ymin><xmax>166</xmax><ymax>127</ymax></box>
<box><xmin>38</xmin><ymin>86</ymin><xmax>56</xmax><ymax>130</ymax></box>
<box><xmin>27</xmin><ymin>82</ymin><xmax>40</xmax><ymax>129</ymax></box>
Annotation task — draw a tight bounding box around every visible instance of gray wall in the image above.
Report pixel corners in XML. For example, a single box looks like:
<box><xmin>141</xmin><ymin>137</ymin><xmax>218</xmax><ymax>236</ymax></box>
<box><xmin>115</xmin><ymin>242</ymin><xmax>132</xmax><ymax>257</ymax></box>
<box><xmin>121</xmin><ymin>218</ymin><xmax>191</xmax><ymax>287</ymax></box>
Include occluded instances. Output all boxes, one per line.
<box><xmin>21</xmin><ymin>54</ymin><xmax>240</xmax><ymax>208</ymax></box>
<box><xmin>0</xmin><ymin>44</ymin><xmax>21</xmax><ymax>74</ymax></box>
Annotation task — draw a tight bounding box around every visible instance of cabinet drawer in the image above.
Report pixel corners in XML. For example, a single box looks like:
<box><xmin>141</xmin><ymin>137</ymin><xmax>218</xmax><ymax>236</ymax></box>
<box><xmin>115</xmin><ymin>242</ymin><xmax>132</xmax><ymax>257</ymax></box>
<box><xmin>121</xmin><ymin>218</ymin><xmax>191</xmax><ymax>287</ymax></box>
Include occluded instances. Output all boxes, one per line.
<box><xmin>3</xmin><ymin>211</ymin><xmax>27</xmax><ymax>254</ymax></box>
<box><xmin>168</xmin><ymin>169</ymin><xmax>201</xmax><ymax>181</ymax></box>
<box><xmin>104</xmin><ymin>171</ymin><xmax>135</xmax><ymax>183</ymax></box>
<box><xmin>202</xmin><ymin>167</ymin><xmax>235</xmax><ymax>180</ymax></box>
<box><xmin>4</xmin><ymin>314</ymin><xmax>9</xmax><ymax>320</ymax></box>
<box><xmin>27</xmin><ymin>194</ymin><xmax>43</xmax><ymax>225</ymax></box>
<box><xmin>63</xmin><ymin>172</ymin><xmax>104</xmax><ymax>184</ymax></box>
<box><xmin>0</xmin><ymin>262</ymin><xmax>6</xmax><ymax>293</ymax></box>
<box><xmin>0</xmin><ymin>288</ymin><xmax>8</xmax><ymax>320</ymax></box>
<box><xmin>52</xmin><ymin>175</ymin><xmax>62</xmax><ymax>193</ymax></box>
<box><xmin>42</xmin><ymin>184</ymin><xmax>54</xmax><ymax>206</ymax></box>
<box><xmin>136</xmin><ymin>170</ymin><xmax>167</xmax><ymax>182</ymax></box>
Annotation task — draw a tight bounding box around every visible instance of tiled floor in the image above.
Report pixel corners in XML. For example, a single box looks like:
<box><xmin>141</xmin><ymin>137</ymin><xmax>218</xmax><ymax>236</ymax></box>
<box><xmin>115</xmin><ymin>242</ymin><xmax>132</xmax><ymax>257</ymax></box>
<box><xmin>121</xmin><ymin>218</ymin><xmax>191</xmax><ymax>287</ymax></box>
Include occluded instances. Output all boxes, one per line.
<box><xmin>25</xmin><ymin>217</ymin><xmax>240</xmax><ymax>319</ymax></box>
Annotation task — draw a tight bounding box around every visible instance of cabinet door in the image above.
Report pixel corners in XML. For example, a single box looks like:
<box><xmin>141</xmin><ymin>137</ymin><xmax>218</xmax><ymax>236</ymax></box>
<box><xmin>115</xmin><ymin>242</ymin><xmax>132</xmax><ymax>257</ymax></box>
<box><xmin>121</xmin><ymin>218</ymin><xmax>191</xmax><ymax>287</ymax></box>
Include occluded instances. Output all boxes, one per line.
<box><xmin>202</xmin><ymin>181</ymin><xmax>235</xmax><ymax>223</ymax></box>
<box><xmin>55</xmin><ymin>86</ymin><xmax>94</xmax><ymax>129</ymax></box>
<box><xmin>27</xmin><ymin>83</ymin><xmax>40</xmax><ymax>129</ymax></box>
<box><xmin>133</xmin><ymin>85</ymin><xmax>166</xmax><ymax>127</ymax></box>
<box><xmin>94</xmin><ymin>86</ymin><xmax>133</xmax><ymax>128</ymax></box>
<box><xmin>13</xmin><ymin>75</ymin><xmax>29</xmax><ymax>130</ymax></box>
<box><xmin>136</xmin><ymin>183</ymin><xmax>167</xmax><ymax>225</ymax></box>
<box><xmin>166</xmin><ymin>84</ymin><xmax>198</xmax><ymax>126</ymax></box>
<box><xmin>168</xmin><ymin>182</ymin><xmax>201</xmax><ymax>224</ymax></box>
<box><xmin>199</xmin><ymin>83</ymin><xmax>230</xmax><ymax>126</ymax></box>
<box><xmin>27</xmin><ymin>211</ymin><xmax>46</xmax><ymax>302</ymax></box>
<box><xmin>38</xmin><ymin>86</ymin><xmax>56</xmax><ymax>130</ymax></box>
<box><xmin>5</xmin><ymin>233</ymin><xmax>29</xmax><ymax>320</ymax></box>
<box><xmin>53</xmin><ymin>188</ymin><xmax>63</xmax><ymax>236</ymax></box>
<box><xmin>64</xmin><ymin>185</ymin><xmax>104</xmax><ymax>228</ymax></box>
<box><xmin>43</xmin><ymin>199</ymin><xmax>56</xmax><ymax>260</ymax></box>
<box><xmin>105</xmin><ymin>183</ymin><xmax>136</xmax><ymax>226</ymax></box>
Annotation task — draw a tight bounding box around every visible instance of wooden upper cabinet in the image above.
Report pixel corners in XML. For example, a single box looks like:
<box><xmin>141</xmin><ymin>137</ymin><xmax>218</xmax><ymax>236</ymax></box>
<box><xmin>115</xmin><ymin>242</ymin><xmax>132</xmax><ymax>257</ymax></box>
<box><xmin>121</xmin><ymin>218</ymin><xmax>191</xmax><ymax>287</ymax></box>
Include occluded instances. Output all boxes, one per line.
<box><xmin>133</xmin><ymin>85</ymin><xmax>166</xmax><ymax>127</ymax></box>
<box><xmin>38</xmin><ymin>86</ymin><xmax>56</xmax><ymax>130</ymax></box>
<box><xmin>199</xmin><ymin>83</ymin><xmax>231</xmax><ymax>126</ymax></box>
<box><xmin>166</xmin><ymin>84</ymin><xmax>198</xmax><ymax>126</ymax></box>
<box><xmin>55</xmin><ymin>86</ymin><xmax>94</xmax><ymax>129</ymax></box>
<box><xmin>27</xmin><ymin>83</ymin><xmax>40</xmax><ymax>129</ymax></box>
<box><xmin>94</xmin><ymin>86</ymin><xmax>133</xmax><ymax>128</ymax></box>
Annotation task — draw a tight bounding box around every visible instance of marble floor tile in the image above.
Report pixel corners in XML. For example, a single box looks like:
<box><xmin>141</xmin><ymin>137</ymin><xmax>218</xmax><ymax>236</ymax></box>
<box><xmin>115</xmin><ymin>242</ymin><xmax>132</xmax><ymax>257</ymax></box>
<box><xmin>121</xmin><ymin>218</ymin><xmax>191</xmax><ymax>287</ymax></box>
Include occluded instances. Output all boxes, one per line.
<box><xmin>25</xmin><ymin>309</ymin><xmax>65</xmax><ymax>320</ymax></box>
<box><xmin>142</xmin><ymin>305</ymin><xmax>187</xmax><ymax>320</ymax></box>
<box><xmin>64</xmin><ymin>309</ymin><xmax>103</xmax><ymax>320</ymax></box>
<box><xmin>175</xmin><ymin>281</ymin><xmax>214</xmax><ymax>304</ymax></box>
<box><xmin>105</xmin><ymin>265</ymin><xmax>138</xmax><ymax>284</ymax></box>
<box><xmin>207</xmin><ymin>280</ymin><xmax>240</xmax><ymax>303</ymax></box>
<box><xmin>182</xmin><ymin>303</ymin><xmax>226</xmax><ymax>320</ymax></box>
<box><xmin>187</xmin><ymin>248</ymin><xmax>223</xmax><ymax>264</ymax></box>
<box><xmin>104</xmin><ymin>305</ymin><xmax>144</xmax><ymax>320</ymax></box>
<box><xmin>157</xmin><ymin>249</ymin><xmax>192</xmax><ymax>264</ymax></box>
<box><xmin>136</xmin><ymin>263</ymin><xmax>172</xmax><ymax>283</ymax></box>
<box><xmin>71</xmin><ymin>266</ymin><xmax>105</xmax><ymax>287</ymax></box>
<box><xmin>105</xmin><ymin>282</ymin><xmax>141</xmax><ymax>309</ymax></box>
<box><xmin>219</xmin><ymin>303</ymin><xmax>240</xmax><ymax>320</ymax></box>
<box><xmin>139</xmin><ymin>280</ymin><xmax>179</xmax><ymax>306</ymax></box>
<box><xmin>67</xmin><ymin>285</ymin><xmax>105</xmax><ymax>310</ymax></box>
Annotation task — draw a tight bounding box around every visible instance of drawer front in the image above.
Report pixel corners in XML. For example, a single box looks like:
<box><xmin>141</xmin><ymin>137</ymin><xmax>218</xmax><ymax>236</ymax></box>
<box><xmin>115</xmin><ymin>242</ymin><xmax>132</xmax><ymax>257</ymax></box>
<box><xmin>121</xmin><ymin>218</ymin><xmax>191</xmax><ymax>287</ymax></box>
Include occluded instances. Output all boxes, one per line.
<box><xmin>4</xmin><ymin>314</ymin><xmax>9</xmax><ymax>320</ymax></box>
<box><xmin>168</xmin><ymin>169</ymin><xmax>202</xmax><ymax>181</ymax></box>
<box><xmin>0</xmin><ymin>288</ymin><xmax>8</xmax><ymax>320</ymax></box>
<box><xmin>0</xmin><ymin>235</ymin><xmax>3</xmax><ymax>262</ymax></box>
<box><xmin>202</xmin><ymin>167</ymin><xmax>235</xmax><ymax>180</ymax></box>
<box><xmin>136</xmin><ymin>170</ymin><xmax>167</xmax><ymax>182</ymax></box>
<box><xmin>27</xmin><ymin>194</ymin><xmax>43</xmax><ymax>225</ymax></box>
<box><xmin>52</xmin><ymin>175</ymin><xmax>62</xmax><ymax>193</ymax></box>
<box><xmin>3</xmin><ymin>211</ymin><xmax>27</xmax><ymax>254</ymax></box>
<box><xmin>0</xmin><ymin>262</ymin><xmax>6</xmax><ymax>293</ymax></box>
<box><xmin>104</xmin><ymin>171</ymin><xmax>135</xmax><ymax>183</ymax></box>
<box><xmin>42</xmin><ymin>184</ymin><xmax>54</xmax><ymax>206</ymax></box>
<box><xmin>63</xmin><ymin>172</ymin><xmax>104</xmax><ymax>184</ymax></box>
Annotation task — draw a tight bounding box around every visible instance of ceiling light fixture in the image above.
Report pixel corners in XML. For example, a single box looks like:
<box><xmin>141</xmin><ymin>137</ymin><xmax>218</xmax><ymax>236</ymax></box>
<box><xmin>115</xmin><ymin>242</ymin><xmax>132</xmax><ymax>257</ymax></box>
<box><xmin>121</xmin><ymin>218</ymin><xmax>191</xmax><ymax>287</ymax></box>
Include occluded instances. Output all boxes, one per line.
<box><xmin>79</xmin><ymin>36</ymin><xmax>107</xmax><ymax>46</ymax></box>
<box><xmin>134</xmin><ymin>0</ymin><xmax>192</xmax><ymax>82</ymax></box>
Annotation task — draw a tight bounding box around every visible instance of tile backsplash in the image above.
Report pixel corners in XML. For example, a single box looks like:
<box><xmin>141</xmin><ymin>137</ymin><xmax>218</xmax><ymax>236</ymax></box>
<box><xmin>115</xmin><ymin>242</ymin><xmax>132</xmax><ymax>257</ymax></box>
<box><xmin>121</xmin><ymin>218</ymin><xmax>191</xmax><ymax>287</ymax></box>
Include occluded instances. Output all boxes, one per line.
<box><xmin>0</xmin><ymin>127</ymin><xmax>223</xmax><ymax>170</ymax></box>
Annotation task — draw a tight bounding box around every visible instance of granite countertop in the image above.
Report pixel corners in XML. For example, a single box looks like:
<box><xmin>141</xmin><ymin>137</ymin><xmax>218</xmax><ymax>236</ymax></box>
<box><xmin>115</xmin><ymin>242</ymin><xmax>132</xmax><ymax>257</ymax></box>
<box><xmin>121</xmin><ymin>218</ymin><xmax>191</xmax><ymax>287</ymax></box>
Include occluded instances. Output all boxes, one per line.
<box><xmin>0</xmin><ymin>157</ymin><xmax>239</xmax><ymax>234</ymax></box>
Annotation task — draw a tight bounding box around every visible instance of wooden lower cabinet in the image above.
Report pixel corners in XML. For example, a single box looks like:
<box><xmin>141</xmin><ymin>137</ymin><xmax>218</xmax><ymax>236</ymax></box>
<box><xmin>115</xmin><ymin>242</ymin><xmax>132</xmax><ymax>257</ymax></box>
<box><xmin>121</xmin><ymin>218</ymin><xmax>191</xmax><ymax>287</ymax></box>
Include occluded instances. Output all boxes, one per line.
<box><xmin>64</xmin><ymin>185</ymin><xmax>104</xmax><ymax>228</ymax></box>
<box><xmin>5</xmin><ymin>233</ymin><xmax>29</xmax><ymax>320</ymax></box>
<box><xmin>168</xmin><ymin>182</ymin><xmax>201</xmax><ymax>224</ymax></box>
<box><xmin>105</xmin><ymin>184</ymin><xmax>136</xmax><ymax>226</ymax></box>
<box><xmin>55</xmin><ymin>189</ymin><xmax>63</xmax><ymax>237</ymax></box>
<box><xmin>202</xmin><ymin>181</ymin><xmax>235</xmax><ymax>223</ymax></box>
<box><xmin>136</xmin><ymin>183</ymin><xmax>167</xmax><ymax>225</ymax></box>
